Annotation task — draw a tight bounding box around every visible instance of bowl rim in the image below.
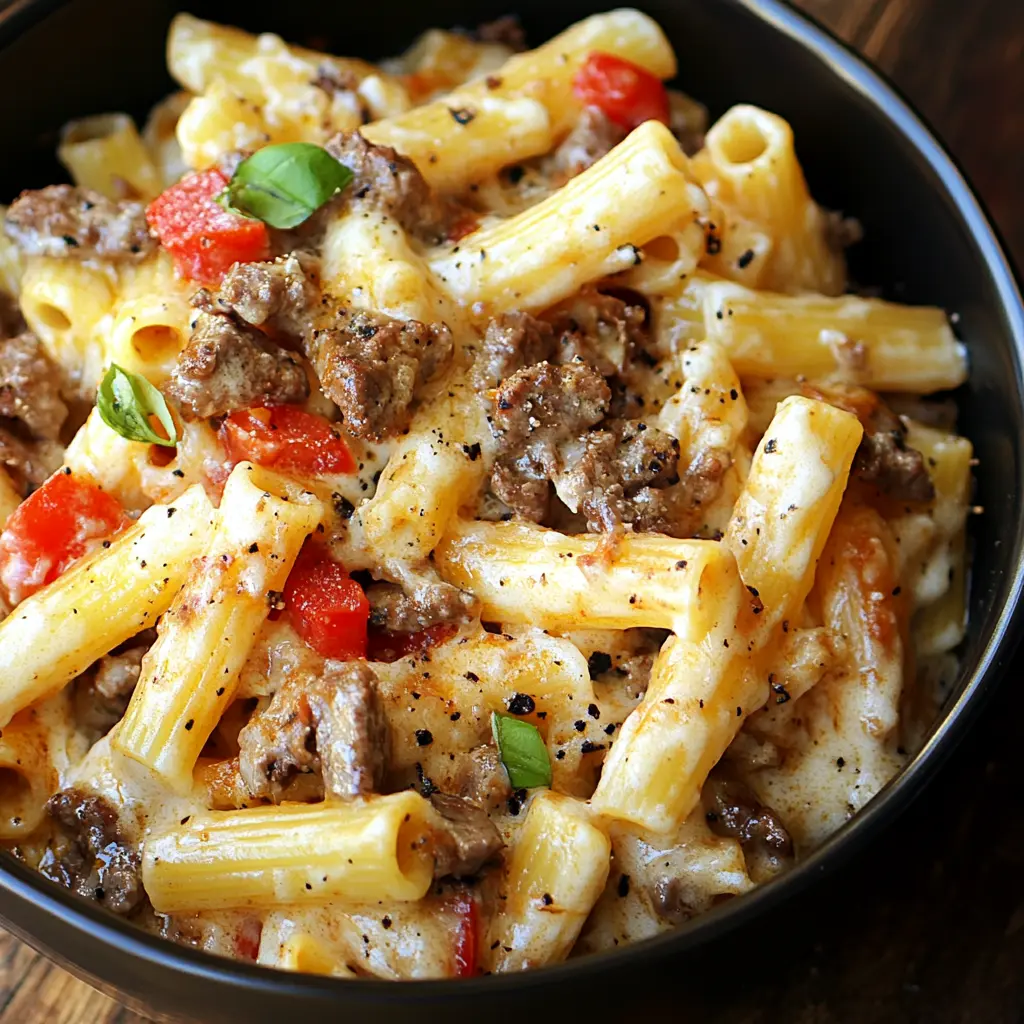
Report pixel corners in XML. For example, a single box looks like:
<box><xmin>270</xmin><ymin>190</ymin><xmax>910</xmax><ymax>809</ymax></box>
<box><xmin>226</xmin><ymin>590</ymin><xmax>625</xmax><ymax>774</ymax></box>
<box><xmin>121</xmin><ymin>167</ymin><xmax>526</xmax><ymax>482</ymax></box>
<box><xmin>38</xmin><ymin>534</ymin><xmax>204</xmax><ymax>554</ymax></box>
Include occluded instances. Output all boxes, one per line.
<box><xmin>0</xmin><ymin>0</ymin><xmax>1023</xmax><ymax>1002</ymax></box>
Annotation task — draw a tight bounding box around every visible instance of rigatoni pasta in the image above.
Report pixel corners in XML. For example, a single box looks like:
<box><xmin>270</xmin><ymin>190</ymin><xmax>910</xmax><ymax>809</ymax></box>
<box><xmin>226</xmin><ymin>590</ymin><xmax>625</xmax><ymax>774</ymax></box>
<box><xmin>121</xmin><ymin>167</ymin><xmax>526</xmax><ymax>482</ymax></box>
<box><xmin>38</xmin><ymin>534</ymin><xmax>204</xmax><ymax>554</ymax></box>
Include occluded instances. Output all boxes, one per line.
<box><xmin>0</xmin><ymin>7</ymin><xmax>972</xmax><ymax>982</ymax></box>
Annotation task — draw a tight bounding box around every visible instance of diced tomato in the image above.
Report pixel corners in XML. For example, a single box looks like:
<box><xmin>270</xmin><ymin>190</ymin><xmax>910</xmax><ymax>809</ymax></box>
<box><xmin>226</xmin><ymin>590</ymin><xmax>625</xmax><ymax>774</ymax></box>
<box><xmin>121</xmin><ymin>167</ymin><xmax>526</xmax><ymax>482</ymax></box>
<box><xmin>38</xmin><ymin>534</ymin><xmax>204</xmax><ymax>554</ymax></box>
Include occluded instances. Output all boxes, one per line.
<box><xmin>447</xmin><ymin>211</ymin><xmax>480</xmax><ymax>243</ymax></box>
<box><xmin>0</xmin><ymin>469</ymin><xmax>129</xmax><ymax>604</ymax></box>
<box><xmin>284</xmin><ymin>539</ymin><xmax>369</xmax><ymax>660</ymax></box>
<box><xmin>450</xmin><ymin>891</ymin><xmax>479</xmax><ymax>978</ymax></box>
<box><xmin>220</xmin><ymin>406</ymin><xmax>356</xmax><ymax>478</ymax></box>
<box><xmin>572</xmin><ymin>52</ymin><xmax>670</xmax><ymax>131</ymax></box>
<box><xmin>234</xmin><ymin>917</ymin><xmax>263</xmax><ymax>961</ymax></box>
<box><xmin>367</xmin><ymin>622</ymin><xmax>458</xmax><ymax>663</ymax></box>
<box><xmin>146</xmin><ymin>168</ymin><xmax>270</xmax><ymax>285</ymax></box>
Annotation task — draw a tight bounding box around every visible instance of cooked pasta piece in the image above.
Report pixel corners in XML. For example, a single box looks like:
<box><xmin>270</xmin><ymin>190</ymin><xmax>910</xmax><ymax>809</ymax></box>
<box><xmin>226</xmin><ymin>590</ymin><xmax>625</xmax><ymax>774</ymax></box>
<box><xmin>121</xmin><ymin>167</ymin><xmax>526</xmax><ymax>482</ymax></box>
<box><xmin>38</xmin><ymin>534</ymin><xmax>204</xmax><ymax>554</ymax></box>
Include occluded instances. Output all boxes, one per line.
<box><xmin>692</xmin><ymin>105</ymin><xmax>845</xmax><ymax>295</ymax></box>
<box><xmin>113</xmin><ymin>464</ymin><xmax>322</xmax><ymax>793</ymax></box>
<box><xmin>18</xmin><ymin>257</ymin><xmax>115</xmax><ymax>397</ymax></box>
<box><xmin>0</xmin><ymin>694</ymin><xmax>79</xmax><ymax>839</ymax></box>
<box><xmin>106</xmin><ymin>251</ymin><xmax>193</xmax><ymax>382</ymax></box>
<box><xmin>701</xmin><ymin>279</ymin><xmax>966</xmax><ymax>393</ymax></box>
<box><xmin>143</xmin><ymin>792</ymin><xmax>437</xmax><ymax>912</ymax></box>
<box><xmin>363</xmin><ymin>10</ymin><xmax>676</xmax><ymax>191</ymax></box>
<box><xmin>486</xmin><ymin>792</ymin><xmax>610</xmax><ymax>971</ymax></box>
<box><xmin>431</xmin><ymin>122</ymin><xmax>708</xmax><ymax>313</ymax></box>
<box><xmin>58</xmin><ymin>113</ymin><xmax>163</xmax><ymax>202</ymax></box>
<box><xmin>0</xmin><ymin>485</ymin><xmax>215</xmax><ymax>728</ymax></box>
<box><xmin>434</xmin><ymin>518</ymin><xmax>741</xmax><ymax>640</ymax></box>
<box><xmin>592</xmin><ymin>397</ymin><xmax>862</xmax><ymax>831</ymax></box>
<box><xmin>169</xmin><ymin>13</ymin><xmax>409</xmax><ymax>165</ymax></box>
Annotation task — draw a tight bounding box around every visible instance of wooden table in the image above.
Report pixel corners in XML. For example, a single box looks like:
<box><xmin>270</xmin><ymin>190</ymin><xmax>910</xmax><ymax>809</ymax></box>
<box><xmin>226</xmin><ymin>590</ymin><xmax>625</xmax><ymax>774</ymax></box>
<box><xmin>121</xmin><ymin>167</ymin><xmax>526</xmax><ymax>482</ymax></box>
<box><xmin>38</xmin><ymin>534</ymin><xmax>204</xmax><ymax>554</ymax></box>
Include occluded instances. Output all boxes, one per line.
<box><xmin>2</xmin><ymin>1</ymin><xmax>1023</xmax><ymax>1021</ymax></box>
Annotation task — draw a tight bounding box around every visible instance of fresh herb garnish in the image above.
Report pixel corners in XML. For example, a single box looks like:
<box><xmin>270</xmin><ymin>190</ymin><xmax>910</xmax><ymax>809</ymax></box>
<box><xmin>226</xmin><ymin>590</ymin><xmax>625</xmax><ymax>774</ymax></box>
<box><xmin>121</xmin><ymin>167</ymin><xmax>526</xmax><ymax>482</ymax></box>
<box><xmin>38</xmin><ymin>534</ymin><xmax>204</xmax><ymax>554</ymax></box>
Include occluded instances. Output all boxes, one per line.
<box><xmin>217</xmin><ymin>142</ymin><xmax>353</xmax><ymax>229</ymax></box>
<box><xmin>491</xmin><ymin>712</ymin><xmax>552</xmax><ymax>789</ymax></box>
<box><xmin>97</xmin><ymin>364</ymin><xmax>178</xmax><ymax>447</ymax></box>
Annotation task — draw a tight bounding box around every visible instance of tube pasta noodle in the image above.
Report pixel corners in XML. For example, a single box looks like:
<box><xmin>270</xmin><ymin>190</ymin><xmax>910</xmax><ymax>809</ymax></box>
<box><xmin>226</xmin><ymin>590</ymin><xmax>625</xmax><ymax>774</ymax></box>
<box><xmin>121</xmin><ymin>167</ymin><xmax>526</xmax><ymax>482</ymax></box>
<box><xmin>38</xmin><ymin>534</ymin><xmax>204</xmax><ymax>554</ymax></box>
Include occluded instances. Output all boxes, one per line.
<box><xmin>0</xmin><ymin>9</ymin><xmax>976</xmax><ymax>980</ymax></box>
<box><xmin>692</xmin><ymin>105</ymin><xmax>845</xmax><ymax>295</ymax></box>
<box><xmin>169</xmin><ymin>13</ymin><xmax>409</xmax><ymax>166</ymax></box>
<box><xmin>113</xmin><ymin>464</ymin><xmax>322</xmax><ymax>792</ymax></box>
<box><xmin>701</xmin><ymin>279</ymin><xmax>967</xmax><ymax>393</ymax></box>
<box><xmin>106</xmin><ymin>250</ymin><xmax>193</xmax><ymax>382</ymax></box>
<box><xmin>487</xmin><ymin>792</ymin><xmax>610</xmax><ymax>972</ymax></box>
<box><xmin>0</xmin><ymin>484</ymin><xmax>215</xmax><ymax>728</ymax></box>
<box><xmin>434</xmin><ymin>518</ymin><xmax>741</xmax><ymax>640</ymax></box>
<box><xmin>430</xmin><ymin>121</ymin><xmax>709</xmax><ymax>312</ymax></box>
<box><xmin>58</xmin><ymin>113</ymin><xmax>163</xmax><ymax>202</ymax></box>
<box><xmin>19</xmin><ymin>257</ymin><xmax>115</xmax><ymax>396</ymax></box>
<box><xmin>0</xmin><ymin>694</ymin><xmax>77</xmax><ymax>839</ymax></box>
<box><xmin>363</xmin><ymin>9</ymin><xmax>676</xmax><ymax>191</ymax></box>
<box><xmin>143</xmin><ymin>792</ymin><xmax>436</xmax><ymax>912</ymax></box>
<box><xmin>592</xmin><ymin>398</ymin><xmax>863</xmax><ymax>831</ymax></box>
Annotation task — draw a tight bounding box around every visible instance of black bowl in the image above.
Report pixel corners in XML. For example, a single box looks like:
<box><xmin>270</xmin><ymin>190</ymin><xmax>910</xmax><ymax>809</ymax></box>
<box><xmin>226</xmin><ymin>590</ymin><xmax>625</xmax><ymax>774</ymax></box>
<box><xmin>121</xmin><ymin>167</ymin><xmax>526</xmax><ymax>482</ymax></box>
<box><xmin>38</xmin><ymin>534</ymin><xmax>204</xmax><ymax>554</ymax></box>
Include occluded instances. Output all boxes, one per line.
<box><xmin>0</xmin><ymin>0</ymin><xmax>1022</xmax><ymax>1020</ymax></box>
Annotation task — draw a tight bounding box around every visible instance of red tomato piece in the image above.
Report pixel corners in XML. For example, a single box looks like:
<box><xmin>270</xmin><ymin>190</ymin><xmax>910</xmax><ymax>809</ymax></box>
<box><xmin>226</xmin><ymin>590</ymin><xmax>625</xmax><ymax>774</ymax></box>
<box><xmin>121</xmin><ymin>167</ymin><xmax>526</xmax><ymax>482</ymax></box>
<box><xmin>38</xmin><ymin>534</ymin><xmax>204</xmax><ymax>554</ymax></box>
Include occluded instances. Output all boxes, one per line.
<box><xmin>447</xmin><ymin>211</ymin><xmax>480</xmax><ymax>243</ymax></box>
<box><xmin>284</xmin><ymin>540</ymin><xmax>369</xmax><ymax>660</ymax></box>
<box><xmin>220</xmin><ymin>406</ymin><xmax>356</xmax><ymax>477</ymax></box>
<box><xmin>234</xmin><ymin>917</ymin><xmax>263</xmax><ymax>961</ymax></box>
<box><xmin>0</xmin><ymin>469</ymin><xmax>129</xmax><ymax>604</ymax></box>
<box><xmin>146</xmin><ymin>168</ymin><xmax>270</xmax><ymax>285</ymax></box>
<box><xmin>572</xmin><ymin>52</ymin><xmax>670</xmax><ymax>131</ymax></box>
<box><xmin>451</xmin><ymin>891</ymin><xmax>479</xmax><ymax>978</ymax></box>
<box><xmin>366</xmin><ymin>622</ymin><xmax>458</xmax><ymax>663</ymax></box>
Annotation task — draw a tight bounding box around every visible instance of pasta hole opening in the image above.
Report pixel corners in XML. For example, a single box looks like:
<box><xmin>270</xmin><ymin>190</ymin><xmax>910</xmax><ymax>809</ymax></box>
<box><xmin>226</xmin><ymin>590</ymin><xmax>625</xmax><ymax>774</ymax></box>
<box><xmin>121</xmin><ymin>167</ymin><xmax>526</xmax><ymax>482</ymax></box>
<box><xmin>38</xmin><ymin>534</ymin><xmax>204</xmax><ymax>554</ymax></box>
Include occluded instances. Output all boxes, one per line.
<box><xmin>61</xmin><ymin>113</ymin><xmax>132</xmax><ymax>146</ymax></box>
<box><xmin>717</xmin><ymin>120</ymin><xmax>769</xmax><ymax>165</ymax></box>
<box><xmin>132</xmin><ymin>325</ymin><xmax>182</xmax><ymax>363</ymax></box>
<box><xmin>149</xmin><ymin>444</ymin><xmax>176</xmax><ymax>468</ymax></box>
<box><xmin>34</xmin><ymin>304</ymin><xmax>72</xmax><ymax>332</ymax></box>
<box><xmin>396</xmin><ymin>814</ymin><xmax>432</xmax><ymax>884</ymax></box>
<box><xmin>643</xmin><ymin>236</ymin><xmax>680</xmax><ymax>262</ymax></box>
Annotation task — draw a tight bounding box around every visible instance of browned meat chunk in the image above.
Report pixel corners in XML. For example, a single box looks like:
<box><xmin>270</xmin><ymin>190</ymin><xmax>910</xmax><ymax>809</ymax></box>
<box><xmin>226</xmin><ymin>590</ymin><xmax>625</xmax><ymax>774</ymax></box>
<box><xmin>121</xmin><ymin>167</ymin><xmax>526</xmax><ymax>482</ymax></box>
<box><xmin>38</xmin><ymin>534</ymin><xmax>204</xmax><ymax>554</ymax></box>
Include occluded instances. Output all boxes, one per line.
<box><xmin>474</xmin><ymin>291</ymin><xmax>650</xmax><ymax>391</ymax></box>
<box><xmin>0</xmin><ymin>293</ymin><xmax>25</xmax><ymax>340</ymax></box>
<box><xmin>0</xmin><ymin>428</ymin><xmax>62</xmax><ymax>492</ymax></box>
<box><xmin>802</xmin><ymin>382</ymin><xmax>934</xmax><ymax>503</ymax></box>
<box><xmin>854</xmin><ymin>428</ymin><xmax>934</xmax><ymax>503</ymax></box>
<box><xmin>472</xmin><ymin>14</ymin><xmax>527</xmax><ymax>50</ymax></box>
<box><xmin>703</xmin><ymin>767</ymin><xmax>793</xmax><ymax>881</ymax></box>
<box><xmin>366</xmin><ymin>577</ymin><xmax>476</xmax><ymax>633</ymax></box>
<box><xmin>453</xmin><ymin>744</ymin><xmax>512</xmax><ymax>810</ymax></box>
<box><xmin>168</xmin><ymin>311</ymin><xmax>309</xmax><ymax>420</ymax></box>
<box><xmin>39</xmin><ymin>789</ymin><xmax>142</xmax><ymax>915</ymax></box>
<box><xmin>73</xmin><ymin>636</ymin><xmax>151</xmax><ymax>741</ymax></box>
<box><xmin>5</xmin><ymin>185</ymin><xmax>155</xmax><ymax>262</ymax></box>
<box><xmin>494</xmin><ymin>361</ymin><xmax>611</xmax><ymax>446</ymax></box>
<box><xmin>238</xmin><ymin>662</ymin><xmax>389</xmax><ymax>802</ymax></box>
<box><xmin>199</xmin><ymin>253</ymin><xmax>319</xmax><ymax>339</ymax></box>
<box><xmin>649</xmin><ymin>876</ymin><xmax>698</xmax><ymax>926</ymax></box>
<box><xmin>325</xmin><ymin>131</ymin><xmax>449</xmax><ymax>241</ymax></box>
<box><xmin>429</xmin><ymin>792</ymin><xmax>503</xmax><ymax>878</ymax></box>
<box><xmin>555</xmin><ymin>419</ymin><xmax>680</xmax><ymax>532</ymax></box>
<box><xmin>307</xmin><ymin>307</ymin><xmax>452</xmax><ymax>441</ymax></box>
<box><xmin>491</xmin><ymin>361</ymin><xmax>610</xmax><ymax>522</ymax></box>
<box><xmin>0</xmin><ymin>332</ymin><xmax>68</xmax><ymax>440</ymax></box>
<box><xmin>473</xmin><ymin>311</ymin><xmax>555</xmax><ymax>390</ymax></box>
<box><xmin>545</xmin><ymin>288</ymin><xmax>649</xmax><ymax>378</ymax></box>
<box><xmin>545</xmin><ymin>107</ymin><xmax>627</xmax><ymax>178</ymax></box>
<box><xmin>306</xmin><ymin>662</ymin><xmax>391</xmax><ymax>800</ymax></box>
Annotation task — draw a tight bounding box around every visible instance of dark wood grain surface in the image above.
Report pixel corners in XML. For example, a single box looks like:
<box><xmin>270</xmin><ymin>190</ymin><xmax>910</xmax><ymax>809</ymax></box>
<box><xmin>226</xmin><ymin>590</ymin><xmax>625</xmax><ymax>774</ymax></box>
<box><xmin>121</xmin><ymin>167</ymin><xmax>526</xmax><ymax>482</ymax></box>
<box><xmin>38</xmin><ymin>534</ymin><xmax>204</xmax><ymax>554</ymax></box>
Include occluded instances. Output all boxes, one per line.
<box><xmin>1</xmin><ymin>2</ymin><xmax>1022</xmax><ymax>1021</ymax></box>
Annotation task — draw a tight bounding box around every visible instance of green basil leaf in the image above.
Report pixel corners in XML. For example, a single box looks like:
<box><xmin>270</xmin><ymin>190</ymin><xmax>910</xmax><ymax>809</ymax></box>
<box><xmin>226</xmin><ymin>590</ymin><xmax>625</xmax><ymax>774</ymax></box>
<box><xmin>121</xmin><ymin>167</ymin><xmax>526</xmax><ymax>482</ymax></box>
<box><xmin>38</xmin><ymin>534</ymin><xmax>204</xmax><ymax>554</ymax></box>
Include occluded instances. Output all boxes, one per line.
<box><xmin>97</xmin><ymin>364</ymin><xmax>178</xmax><ymax>447</ymax></box>
<box><xmin>221</xmin><ymin>142</ymin><xmax>354</xmax><ymax>229</ymax></box>
<box><xmin>491</xmin><ymin>712</ymin><xmax>552</xmax><ymax>789</ymax></box>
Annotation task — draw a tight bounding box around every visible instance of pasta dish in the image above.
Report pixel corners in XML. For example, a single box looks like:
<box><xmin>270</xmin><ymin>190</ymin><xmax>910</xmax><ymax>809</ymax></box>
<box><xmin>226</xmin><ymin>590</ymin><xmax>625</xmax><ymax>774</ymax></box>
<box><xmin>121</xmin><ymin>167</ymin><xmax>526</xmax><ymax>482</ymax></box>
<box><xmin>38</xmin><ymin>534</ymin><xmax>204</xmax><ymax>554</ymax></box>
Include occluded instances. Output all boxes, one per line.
<box><xmin>0</xmin><ymin>10</ymin><xmax>971</xmax><ymax>978</ymax></box>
